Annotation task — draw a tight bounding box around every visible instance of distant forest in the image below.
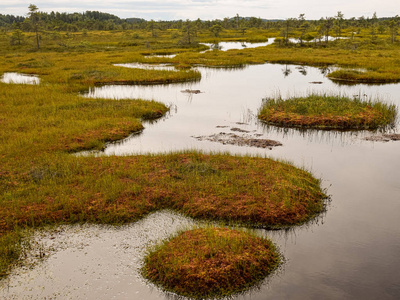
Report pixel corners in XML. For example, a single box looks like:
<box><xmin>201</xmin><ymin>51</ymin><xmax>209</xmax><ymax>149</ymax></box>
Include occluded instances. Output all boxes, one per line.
<box><xmin>1</xmin><ymin>8</ymin><xmax>400</xmax><ymax>49</ymax></box>
<box><xmin>0</xmin><ymin>9</ymin><xmax>399</xmax><ymax>33</ymax></box>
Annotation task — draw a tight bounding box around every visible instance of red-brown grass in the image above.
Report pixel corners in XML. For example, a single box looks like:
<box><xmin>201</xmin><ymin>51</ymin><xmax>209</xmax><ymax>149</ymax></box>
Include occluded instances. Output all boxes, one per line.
<box><xmin>142</xmin><ymin>227</ymin><xmax>280</xmax><ymax>298</ymax></box>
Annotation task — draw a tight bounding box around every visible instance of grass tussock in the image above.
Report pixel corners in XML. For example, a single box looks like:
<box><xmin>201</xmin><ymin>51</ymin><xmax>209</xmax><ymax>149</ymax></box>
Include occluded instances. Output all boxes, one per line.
<box><xmin>258</xmin><ymin>93</ymin><xmax>397</xmax><ymax>130</ymax></box>
<box><xmin>142</xmin><ymin>227</ymin><xmax>280</xmax><ymax>299</ymax></box>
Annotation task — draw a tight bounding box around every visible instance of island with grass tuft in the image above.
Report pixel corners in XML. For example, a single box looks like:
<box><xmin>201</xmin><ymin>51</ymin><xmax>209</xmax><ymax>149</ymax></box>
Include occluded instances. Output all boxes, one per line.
<box><xmin>142</xmin><ymin>227</ymin><xmax>281</xmax><ymax>299</ymax></box>
<box><xmin>258</xmin><ymin>93</ymin><xmax>397</xmax><ymax>130</ymax></box>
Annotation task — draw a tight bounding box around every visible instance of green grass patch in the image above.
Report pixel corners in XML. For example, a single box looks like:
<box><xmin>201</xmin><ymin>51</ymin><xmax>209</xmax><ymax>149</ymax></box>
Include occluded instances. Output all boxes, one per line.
<box><xmin>0</xmin><ymin>231</ymin><xmax>26</xmax><ymax>278</ymax></box>
<box><xmin>327</xmin><ymin>68</ymin><xmax>400</xmax><ymax>83</ymax></box>
<box><xmin>142</xmin><ymin>227</ymin><xmax>280</xmax><ymax>299</ymax></box>
<box><xmin>258</xmin><ymin>93</ymin><xmax>397</xmax><ymax>130</ymax></box>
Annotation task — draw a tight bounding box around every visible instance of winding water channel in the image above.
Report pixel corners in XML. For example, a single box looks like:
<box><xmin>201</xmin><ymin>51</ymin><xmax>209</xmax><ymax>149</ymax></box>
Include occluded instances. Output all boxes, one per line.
<box><xmin>1</xmin><ymin>57</ymin><xmax>400</xmax><ymax>299</ymax></box>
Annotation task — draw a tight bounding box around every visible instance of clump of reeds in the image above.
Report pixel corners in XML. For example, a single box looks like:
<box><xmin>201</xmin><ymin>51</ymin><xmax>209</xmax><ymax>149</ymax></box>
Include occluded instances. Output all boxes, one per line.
<box><xmin>142</xmin><ymin>227</ymin><xmax>280</xmax><ymax>299</ymax></box>
<box><xmin>258</xmin><ymin>92</ymin><xmax>397</xmax><ymax>130</ymax></box>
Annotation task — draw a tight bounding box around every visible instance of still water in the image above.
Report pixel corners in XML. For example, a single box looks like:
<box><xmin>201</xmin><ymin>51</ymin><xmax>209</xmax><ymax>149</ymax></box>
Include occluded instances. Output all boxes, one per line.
<box><xmin>0</xmin><ymin>72</ymin><xmax>40</xmax><ymax>84</ymax></box>
<box><xmin>201</xmin><ymin>40</ymin><xmax>274</xmax><ymax>51</ymax></box>
<box><xmin>1</xmin><ymin>61</ymin><xmax>400</xmax><ymax>299</ymax></box>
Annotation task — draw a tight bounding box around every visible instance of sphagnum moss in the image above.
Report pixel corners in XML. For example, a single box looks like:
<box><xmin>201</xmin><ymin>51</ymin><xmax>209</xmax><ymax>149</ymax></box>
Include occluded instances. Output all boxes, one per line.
<box><xmin>142</xmin><ymin>227</ymin><xmax>281</xmax><ymax>299</ymax></box>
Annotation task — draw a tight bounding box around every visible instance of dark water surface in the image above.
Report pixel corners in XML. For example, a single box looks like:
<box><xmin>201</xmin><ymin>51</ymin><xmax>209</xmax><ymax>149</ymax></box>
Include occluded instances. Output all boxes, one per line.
<box><xmin>1</xmin><ymin>63</ymin><xmax>400</xmax><ymax>299</ymax></box>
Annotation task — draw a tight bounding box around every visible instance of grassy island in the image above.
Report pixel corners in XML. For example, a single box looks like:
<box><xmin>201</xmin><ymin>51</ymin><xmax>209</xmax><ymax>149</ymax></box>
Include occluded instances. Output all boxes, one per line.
<box><xmin>327</xmin><ymin>69</ymin><xmax>400</xmax><ymax>84</ymax></box>
<box><xmin>142</xmin><ymin>227</ymin><xmax>280</xmax><ymax>299</ymax></box>
<box><xmin>258</xmin><ymin>93</ymin><xmax>397</xmax><ymax>130</ymax></box>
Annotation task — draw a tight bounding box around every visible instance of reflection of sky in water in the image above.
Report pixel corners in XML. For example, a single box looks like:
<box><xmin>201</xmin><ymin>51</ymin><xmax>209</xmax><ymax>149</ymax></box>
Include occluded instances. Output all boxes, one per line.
<box><xmin>3</xmin><ymin>62</ymin><xmax>400</xmax><ymax>300</ymax></box>
<box><xmin>84</xmin><ymin>63</ymin><xmax>400</xmax><ymax>156</ymax></box>
<box><xmin>114</xmin><ymin>62</ymin><xmax>176</xmax><ymax>71</ymax></box>
<box><xmin>1</xmin><ymin>72</ymin><xmax>40</xmax><ymax>84</ymax></box>
<box><xmin>201</xmin><ymin>40</ymin><xmax>274</xmax><ymax>52</ymax></box>
<box><xmin>144</xmin><ymin>54</ymin><xmax>177</xmax><ymax>58</ymax></box>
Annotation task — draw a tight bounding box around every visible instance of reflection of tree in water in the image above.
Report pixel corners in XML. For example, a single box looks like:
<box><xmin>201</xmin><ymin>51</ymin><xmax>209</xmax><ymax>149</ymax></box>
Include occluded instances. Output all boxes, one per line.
<box><xmin>319</xmin><ymin>66</ymin><xmax>331</xmax><ymax>75</ymax></box>
<box><xmin>296</xmin><ymin>66</ymin><xmax>307</xmax><ymax>76</ymax></box>
<box><xmin>211</xmin><ymin>43</ymin><xmax>222</xmax><ymax>50</ymax></box>
<box><xmin>259</xmin><ymin>121</ymin><xmax>369</xmax><ymax>146</ymax></box>
<box><xmin>282</xmin><ymin>65</ymin><xmax>292</xmax><ymax>77</ymax></box>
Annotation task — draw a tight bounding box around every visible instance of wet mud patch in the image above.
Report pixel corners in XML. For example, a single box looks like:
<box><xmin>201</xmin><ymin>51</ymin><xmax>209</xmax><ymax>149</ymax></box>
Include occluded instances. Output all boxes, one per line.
<box><xmin>364</xmin><ymin>133</ymin><xmax>400</xmax><ymax>142</ymax></box>
<box><xmin>193</xmin><ymin>130</ymin><xmax>282</xmax><ymax>149</ymax></box>
<box><xmin>230</xmin><ymin>127</ymin><xmax>251</xmax><ymax>133</ymax></box>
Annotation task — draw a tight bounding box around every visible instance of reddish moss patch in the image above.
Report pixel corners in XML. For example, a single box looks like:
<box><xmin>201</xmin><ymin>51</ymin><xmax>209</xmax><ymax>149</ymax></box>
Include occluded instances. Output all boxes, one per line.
<box><xmin>142</xmin><ymin>227</ymin><xmax>280</xmax><ymax>299</ymax></box>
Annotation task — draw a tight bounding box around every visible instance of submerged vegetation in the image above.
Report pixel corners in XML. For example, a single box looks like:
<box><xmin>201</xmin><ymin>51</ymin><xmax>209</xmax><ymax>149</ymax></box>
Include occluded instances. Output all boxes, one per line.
<box><xmin>143</xmin><ymin>227</ymin><xmax>280</xmax><ymax>299</ymax></box>
<box><xmin>1</xmin><ymin>6</ymin><xmax>400</xmax><ymax>296</ymax></box>
<box><xmin>258</xmin><ymin>93</ymin><xmax>397</xmax><ymax>130</ymax></box>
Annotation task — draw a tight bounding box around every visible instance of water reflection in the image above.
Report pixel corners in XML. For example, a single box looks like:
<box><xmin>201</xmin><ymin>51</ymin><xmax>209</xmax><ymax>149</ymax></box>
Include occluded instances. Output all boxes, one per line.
<box><xmin>144</xmin><ymin>54</ymin><xmax>177</xmax><ymax>58</ymax></box>
<box><xmin>114</xmin><ymin>63</ymin><xmax>176</xmax><ymax>71</ymax></box>
<box><xmin>1</xmin><ymin>72</ymin><xmax>40</xmax><ymax>84</ymax></box>
<box><xmin>83</xmin><ymin>63</ymin><xmax>399</xmax><ymax>156</ymax></box>
<box><xmin>296</xmin><ymin>66</ymin><xmax>307</xmax><ymax>76</ymax></box>
<box><xmin>319</xmin><ymin>66</ymin><xmax>332</xmax><ymax>76</ymax></box>
<box><xmin>201</xmin><ymin>40</ymin><xmax>274</xmax><ymax>52</ymax></box>
<box><xmin>282</xmin><ymin>65</ymin><xmax>292</xmax><ymax>77</ymax></box>
<box><xmin>0</xmin><ymin>210</ymin><xmax>198</xmax><ymax>300</ymax></box>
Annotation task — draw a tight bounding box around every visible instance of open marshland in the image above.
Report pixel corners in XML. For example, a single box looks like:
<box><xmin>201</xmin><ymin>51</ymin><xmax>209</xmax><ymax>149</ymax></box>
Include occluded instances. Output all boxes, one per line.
<box><xmin>1</xmin><ymin>28</ymin><xmax>400</xmax><ymax>299</ymax></box>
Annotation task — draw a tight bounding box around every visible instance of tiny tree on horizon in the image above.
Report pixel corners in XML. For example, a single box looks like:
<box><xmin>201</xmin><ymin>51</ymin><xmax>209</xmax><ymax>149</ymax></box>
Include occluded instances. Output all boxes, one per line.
<box><xmin>28</xmin><ymin>4</ymin><xmax>40</xmax><ymax>49</ymax></box>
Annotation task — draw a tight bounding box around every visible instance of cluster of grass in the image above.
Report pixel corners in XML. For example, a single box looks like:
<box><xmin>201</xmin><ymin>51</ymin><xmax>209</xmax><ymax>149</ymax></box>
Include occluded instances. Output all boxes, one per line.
<box><xmin>142</xmin><ymin>227</ymin><xmax>280</xmax><ymax>299</ymax></box>
<box><xmin>258</xmin><ymin>93</ymin><xmax>397</xmax><ymax>130</ymax></box>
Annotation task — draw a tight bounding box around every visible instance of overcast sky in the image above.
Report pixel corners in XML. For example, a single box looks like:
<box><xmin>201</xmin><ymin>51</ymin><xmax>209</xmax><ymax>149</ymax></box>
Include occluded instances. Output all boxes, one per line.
<box><xmin>1</xmin><ymin>0</ymin><xmax>399</xmax><ymax>21</ymax></box>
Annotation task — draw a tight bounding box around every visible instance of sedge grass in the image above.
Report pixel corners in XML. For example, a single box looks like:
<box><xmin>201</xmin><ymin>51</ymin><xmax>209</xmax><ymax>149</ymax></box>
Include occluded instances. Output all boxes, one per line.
<box><xmin>258</xmin><ymin>93</ymin><xmax>397</xmax><ymax>130</ymax></box>
<box><xmin>142</xmin><ymin>227</ymin><xmax>280</xmax><ymax>299</ymax></box>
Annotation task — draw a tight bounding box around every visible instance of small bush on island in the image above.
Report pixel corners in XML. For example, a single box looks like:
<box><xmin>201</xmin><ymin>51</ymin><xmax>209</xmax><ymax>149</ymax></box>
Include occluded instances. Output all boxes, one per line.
<box><xmin>258</xmin><ymin>93</ymin><xmax>397</xmax><ymax>130</ymax></box>
<box><xmin>142</xmin><ymin>227</ymin><xmax>280</xmax><ymax>299</ymax></box>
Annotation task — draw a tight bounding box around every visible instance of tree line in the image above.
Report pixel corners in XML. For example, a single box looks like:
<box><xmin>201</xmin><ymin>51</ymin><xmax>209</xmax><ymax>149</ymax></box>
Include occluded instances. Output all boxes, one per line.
<box><xmin>2</xmin><ymin>5</ymin><xmax>399</xmax><ymax>48</ymax></box>
<box><xmin>1</xmin><ymin>7</ymin><xmax>398</xmax><ymax>32</ymax></box>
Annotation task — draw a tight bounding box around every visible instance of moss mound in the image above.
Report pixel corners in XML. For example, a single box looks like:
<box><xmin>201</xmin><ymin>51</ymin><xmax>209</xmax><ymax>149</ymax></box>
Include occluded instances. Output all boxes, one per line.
<box><xmin>258</xmin><ymin>93</ymin><xmax>397</xmax><ymax>130</ymax></box>
<box><xmin>143</xmin><ymin>227</ymin><xmax>280</xmax><ymax>299</ymax></box>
